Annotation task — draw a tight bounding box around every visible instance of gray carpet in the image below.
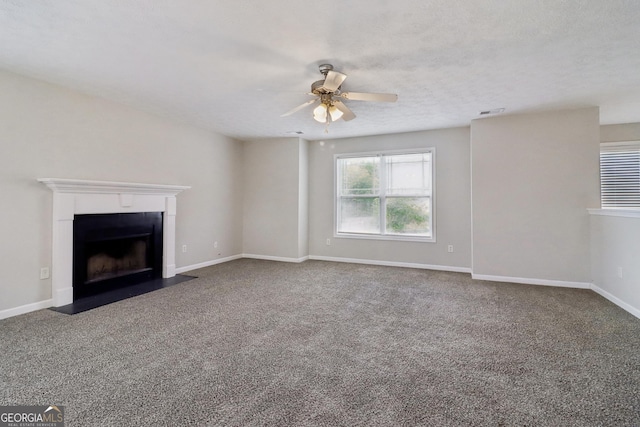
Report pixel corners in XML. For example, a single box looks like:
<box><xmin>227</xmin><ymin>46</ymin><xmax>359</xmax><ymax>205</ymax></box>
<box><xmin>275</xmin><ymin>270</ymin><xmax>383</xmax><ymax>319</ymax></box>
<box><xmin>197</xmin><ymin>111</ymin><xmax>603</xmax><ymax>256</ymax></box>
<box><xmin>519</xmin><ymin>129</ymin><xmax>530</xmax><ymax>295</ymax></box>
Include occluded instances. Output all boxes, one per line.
<box><xmin>1</xmin><ymin>259</ymin><xmax>639</xmax><ymax>426</ymax></box>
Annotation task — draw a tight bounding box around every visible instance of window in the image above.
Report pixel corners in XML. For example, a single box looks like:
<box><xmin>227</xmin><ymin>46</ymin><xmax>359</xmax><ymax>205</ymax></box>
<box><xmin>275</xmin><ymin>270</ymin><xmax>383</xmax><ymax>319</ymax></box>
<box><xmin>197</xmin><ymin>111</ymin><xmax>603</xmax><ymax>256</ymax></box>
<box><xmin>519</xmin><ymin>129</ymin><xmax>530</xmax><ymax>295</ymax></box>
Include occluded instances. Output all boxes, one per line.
<box><xmin>600</xmin><ymin>141</ymin><xmax>640</xmax><ymax>209</ymax></box>
<box><xmin>336</xmin><ymin>149</ymin><xmax>434</xmax><ymax>241</ymax></box>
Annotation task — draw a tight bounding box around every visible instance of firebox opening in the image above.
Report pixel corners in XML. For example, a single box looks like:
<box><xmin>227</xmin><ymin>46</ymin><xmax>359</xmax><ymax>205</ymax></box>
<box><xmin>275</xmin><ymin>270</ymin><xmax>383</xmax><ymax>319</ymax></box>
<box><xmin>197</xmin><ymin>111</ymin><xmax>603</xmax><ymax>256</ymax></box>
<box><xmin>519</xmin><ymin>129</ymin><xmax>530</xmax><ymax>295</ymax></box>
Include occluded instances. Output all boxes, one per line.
<box><xmin>85</xmin><ymin>234</ymin><xmax>152</xmax><ymax>284</ymax></box>
<box><xmin>73</xmin><ymin>212</ymin><xmax>163</xmax><ymax>300</ymax></box>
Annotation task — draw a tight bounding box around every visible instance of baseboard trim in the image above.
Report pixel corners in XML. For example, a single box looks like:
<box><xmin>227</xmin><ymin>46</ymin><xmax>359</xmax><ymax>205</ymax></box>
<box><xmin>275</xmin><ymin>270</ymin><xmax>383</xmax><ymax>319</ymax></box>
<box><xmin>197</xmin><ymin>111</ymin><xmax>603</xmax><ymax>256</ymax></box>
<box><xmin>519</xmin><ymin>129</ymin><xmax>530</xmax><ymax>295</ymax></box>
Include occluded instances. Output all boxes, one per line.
<box><xmin>0</xmin><ymin>299</ymin><xmax>54</xmax><ymax>320</ymax></box>
<box><xmin>243</xmin><ymin>254</ymin><xmax>310</xmax><ymax>263</ymax></box>
<box><xmin>471</xmin><ymin>273</ymin><xmax>591</xmax><ymax>289</ymax></box>
<box><xmin>175</xmin><ymin>254</ymin><xmax>243</xmax><ymax>274</ymax></box>
<box><xmin>309</xmin><ymin>255</ymin><xmax>472</xmax><ymax>273</ymax></box>
<box><xmin>590</xmin><ymin>284</ymin><xmax>640</xmax><ymax>320</ymax></box>
<box><xmin>6</xmin><ymin>260</ymin><xmax>636</xmax><ymax>322</ymax></box>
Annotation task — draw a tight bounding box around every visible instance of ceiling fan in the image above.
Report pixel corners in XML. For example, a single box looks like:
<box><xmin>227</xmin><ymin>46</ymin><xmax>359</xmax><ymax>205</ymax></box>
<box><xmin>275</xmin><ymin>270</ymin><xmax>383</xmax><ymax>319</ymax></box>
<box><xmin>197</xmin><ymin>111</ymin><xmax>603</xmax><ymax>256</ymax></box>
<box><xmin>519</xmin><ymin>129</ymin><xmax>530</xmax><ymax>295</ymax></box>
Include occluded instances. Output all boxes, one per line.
<box><xmin>281</xmin><ymin>64</ymin><xmax>398</xmax><ymax>124</ymax></box>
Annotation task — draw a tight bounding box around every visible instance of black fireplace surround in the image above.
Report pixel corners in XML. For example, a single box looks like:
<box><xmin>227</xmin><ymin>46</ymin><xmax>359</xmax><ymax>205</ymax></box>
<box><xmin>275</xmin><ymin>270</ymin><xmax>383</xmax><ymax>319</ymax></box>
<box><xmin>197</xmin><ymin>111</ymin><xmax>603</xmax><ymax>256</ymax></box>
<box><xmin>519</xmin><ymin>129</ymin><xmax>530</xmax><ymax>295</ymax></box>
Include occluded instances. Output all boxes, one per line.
<box><xmin>73</xmin><ymin>212</ymin><xmax>163</xmax><ymax>300</ymax></box>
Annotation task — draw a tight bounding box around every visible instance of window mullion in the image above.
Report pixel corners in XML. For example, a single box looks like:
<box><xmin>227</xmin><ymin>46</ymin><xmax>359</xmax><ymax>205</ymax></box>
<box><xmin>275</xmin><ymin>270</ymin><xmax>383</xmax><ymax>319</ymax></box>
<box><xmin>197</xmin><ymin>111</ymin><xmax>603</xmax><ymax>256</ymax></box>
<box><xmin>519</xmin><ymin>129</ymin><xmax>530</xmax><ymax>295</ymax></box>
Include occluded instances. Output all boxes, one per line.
<box><xmin>379</xmin><ymin>154</ymin><xmax>386</xmax><ymax>235</ymax></box>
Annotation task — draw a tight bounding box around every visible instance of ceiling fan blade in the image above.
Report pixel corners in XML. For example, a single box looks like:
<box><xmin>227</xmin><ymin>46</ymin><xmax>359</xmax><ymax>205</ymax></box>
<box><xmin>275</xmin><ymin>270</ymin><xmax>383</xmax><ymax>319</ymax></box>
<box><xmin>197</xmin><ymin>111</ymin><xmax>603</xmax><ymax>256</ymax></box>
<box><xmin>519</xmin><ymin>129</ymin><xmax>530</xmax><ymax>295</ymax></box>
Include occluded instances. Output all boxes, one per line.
<box><xmin>333</xmin><ymin>100</ymin><xmax>356</xmax><ymax>121</ymax></box>
<box><xmin>340</xmin><ymin>92</ymin><xmax>398</xmax><ymax>102</ymax></box>
<box><xmin>321</xmin><ymin>70</ymin><xmax>347</xmax><ymax>92</ymax></box>
<box><xmin>280</xmin><ymin>98</ymin><xmax>319</xmax><ymax>117</ymax></box>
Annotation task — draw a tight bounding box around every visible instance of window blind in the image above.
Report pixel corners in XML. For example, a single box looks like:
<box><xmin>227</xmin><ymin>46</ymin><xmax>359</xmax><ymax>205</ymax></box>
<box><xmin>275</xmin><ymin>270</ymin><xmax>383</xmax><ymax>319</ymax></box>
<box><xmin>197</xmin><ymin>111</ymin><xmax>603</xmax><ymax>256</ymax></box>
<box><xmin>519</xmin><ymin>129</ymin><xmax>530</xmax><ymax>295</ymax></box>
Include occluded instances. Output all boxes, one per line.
<box><xmin>600</xmin><ymin>141</ymin><xmax>640</xmax><ymax>208</ymax></box>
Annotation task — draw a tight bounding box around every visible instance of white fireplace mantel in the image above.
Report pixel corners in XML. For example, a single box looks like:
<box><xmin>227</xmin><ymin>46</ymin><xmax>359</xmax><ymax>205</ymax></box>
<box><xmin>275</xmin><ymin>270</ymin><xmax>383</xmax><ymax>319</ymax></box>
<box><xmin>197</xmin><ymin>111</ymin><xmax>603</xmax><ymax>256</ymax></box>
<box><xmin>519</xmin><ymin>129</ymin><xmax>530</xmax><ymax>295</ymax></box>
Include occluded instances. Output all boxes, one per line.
<box><xmin>38</xmin><ymin>178</ymin><xmax>190</xmax><ymax>195</ymax></box>
<box><xmin>38</xmin><ymin>178</ymin><xmax>190</xmax><ymax>306</ymax></box>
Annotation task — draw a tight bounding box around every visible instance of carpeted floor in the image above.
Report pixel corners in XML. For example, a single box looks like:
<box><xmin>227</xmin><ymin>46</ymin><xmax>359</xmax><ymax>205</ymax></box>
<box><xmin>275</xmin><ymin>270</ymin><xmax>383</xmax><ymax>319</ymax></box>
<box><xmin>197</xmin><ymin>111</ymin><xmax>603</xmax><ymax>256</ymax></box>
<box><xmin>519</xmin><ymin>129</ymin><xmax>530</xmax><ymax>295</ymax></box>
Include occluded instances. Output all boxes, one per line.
<box><xmin>1</xmin><ymin>259</ymin><xmax>639</xmax><ymax>426</ymax></box>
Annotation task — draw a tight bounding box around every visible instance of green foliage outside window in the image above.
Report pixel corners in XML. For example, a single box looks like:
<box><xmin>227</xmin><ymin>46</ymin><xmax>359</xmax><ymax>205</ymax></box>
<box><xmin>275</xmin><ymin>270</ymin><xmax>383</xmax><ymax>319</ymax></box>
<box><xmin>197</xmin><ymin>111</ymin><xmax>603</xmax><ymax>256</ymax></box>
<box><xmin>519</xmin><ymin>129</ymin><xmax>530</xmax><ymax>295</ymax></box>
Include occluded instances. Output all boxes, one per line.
<box><xmin>386</xmin><ymin>198</ymin><xmax>429</xmax><ymax>233</ymax></box>
<box><xmin>342</xmin><ymin>159</ymin><xmax>378</xmax><ymax>195</ymax></box>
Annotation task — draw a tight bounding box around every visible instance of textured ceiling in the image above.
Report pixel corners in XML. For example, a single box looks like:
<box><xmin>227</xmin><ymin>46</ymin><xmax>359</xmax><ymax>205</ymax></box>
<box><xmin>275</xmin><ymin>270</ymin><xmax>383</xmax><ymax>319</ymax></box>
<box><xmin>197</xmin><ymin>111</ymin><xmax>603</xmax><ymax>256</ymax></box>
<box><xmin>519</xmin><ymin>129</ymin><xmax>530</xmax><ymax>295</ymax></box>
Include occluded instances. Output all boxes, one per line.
<box><xmin>1</xmin><ymin>1</ymin><xmax>640</xmax><ymax>141</ymax></box>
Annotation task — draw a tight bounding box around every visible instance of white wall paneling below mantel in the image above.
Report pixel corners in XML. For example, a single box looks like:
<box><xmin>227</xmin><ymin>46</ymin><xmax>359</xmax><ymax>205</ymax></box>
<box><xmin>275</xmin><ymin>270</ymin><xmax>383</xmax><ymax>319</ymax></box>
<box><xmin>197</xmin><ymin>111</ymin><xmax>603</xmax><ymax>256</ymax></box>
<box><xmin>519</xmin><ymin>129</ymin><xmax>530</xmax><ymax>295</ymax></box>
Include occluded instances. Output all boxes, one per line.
<box><xmin>38</xmin><ymin>178</ymin><xmax>190</xmax><ymax>306</ymax></box>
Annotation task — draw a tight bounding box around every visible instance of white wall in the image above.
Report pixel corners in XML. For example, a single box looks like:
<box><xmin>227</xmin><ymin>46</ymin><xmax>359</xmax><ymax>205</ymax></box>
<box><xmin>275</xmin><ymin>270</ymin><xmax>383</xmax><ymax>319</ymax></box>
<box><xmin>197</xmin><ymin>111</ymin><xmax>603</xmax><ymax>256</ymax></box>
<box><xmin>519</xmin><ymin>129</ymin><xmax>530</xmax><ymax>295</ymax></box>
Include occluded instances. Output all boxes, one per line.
<box><xmin>242</xmin><ymin>138</ymin><xmax>309</xmax><ymax>261</ymax></box>
<box><xmin>470</xmin><ymin>108</ymin><xmax>600</xmax><ymax>285</ymax></box>
<box><xmin>0</xmin><ymin>69</ymin><xmax>243</xmax><ymax>313</ymax></box>
<box><xmin>590</xmin><ymin>211</ymin><xmax>640</xmax><ymax>318</ymax></box>
<box><xmin>601</xmin><ymin>122</ymin><xmax>640</xmax><ymax>142</ymax></box>
<box><xmin>298</xmin><ymin>139</ymin><xmax>309</xmax><ymax>259</ymax></box>
<box><xmin>589</xmin><ymin>122</ymin><xmax>640</xmax><ymax>318</ymax></box>
<box><xmin>308</xmin><ymin>127</ymin><xmax>472</xmax><ymax>270</ymax></box>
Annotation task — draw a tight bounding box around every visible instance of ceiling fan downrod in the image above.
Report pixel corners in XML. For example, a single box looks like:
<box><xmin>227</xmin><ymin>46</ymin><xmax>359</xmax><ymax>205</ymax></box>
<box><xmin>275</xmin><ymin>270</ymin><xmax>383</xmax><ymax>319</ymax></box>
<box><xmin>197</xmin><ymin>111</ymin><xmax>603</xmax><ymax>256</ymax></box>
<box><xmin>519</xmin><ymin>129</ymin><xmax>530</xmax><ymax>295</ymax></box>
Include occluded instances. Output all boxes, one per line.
<box><xmin>318</xmin><ymin>63</ymin><xmax>334</xmax><ymax>76</ymax></box>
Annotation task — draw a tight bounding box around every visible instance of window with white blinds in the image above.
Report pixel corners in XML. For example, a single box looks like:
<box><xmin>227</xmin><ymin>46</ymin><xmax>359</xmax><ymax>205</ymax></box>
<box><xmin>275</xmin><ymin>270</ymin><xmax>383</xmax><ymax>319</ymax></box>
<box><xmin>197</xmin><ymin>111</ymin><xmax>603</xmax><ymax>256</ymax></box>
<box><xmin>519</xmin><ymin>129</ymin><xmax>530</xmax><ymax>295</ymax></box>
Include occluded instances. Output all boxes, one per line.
<box><xmin>600</xmin><ymin>141</ymin><xmax>640</xmax><ymax>209</ymax></box>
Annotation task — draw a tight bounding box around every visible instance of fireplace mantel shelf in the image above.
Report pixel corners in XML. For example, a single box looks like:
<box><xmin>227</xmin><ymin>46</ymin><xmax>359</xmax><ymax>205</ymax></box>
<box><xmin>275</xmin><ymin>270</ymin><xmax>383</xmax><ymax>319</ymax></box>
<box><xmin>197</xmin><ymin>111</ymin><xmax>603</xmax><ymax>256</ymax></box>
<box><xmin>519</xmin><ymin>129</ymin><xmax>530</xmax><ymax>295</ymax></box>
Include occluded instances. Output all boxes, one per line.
<box><xmin>38</xmin><ymin>178</ymin><xmax>190</xmax><ymax>195</ymax></box>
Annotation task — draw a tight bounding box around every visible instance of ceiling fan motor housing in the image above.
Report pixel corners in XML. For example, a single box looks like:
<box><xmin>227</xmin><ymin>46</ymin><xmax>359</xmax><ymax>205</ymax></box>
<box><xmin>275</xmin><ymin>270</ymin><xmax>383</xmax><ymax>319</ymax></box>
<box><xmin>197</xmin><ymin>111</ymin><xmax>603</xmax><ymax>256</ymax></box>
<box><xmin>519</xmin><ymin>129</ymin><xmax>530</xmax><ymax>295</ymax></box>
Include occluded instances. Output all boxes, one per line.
<box><xmin>312</xmin><ymin>80</ymin><xmax>339</xmax><ymax>95</ymax></box>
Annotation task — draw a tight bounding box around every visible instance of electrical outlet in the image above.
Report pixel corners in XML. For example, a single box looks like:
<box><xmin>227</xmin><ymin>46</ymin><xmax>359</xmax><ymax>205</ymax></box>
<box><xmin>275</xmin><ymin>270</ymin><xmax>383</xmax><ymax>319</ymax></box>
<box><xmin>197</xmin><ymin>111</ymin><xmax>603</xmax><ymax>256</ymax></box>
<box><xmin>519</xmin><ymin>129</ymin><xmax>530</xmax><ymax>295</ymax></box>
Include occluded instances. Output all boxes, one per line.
<box><xmin>617</xmin><ymin>266</ymin><xmax>623</xmax><ymax>278</ymax></box>
<box><xmin>447</xmin><ymin>245</ymin><xmax>454</xmax><ymax>253</ymax></box>
<box><xmin>214</xmin><ymin>241</ymin><xmax>218</xmax><ymax>249</ymax></box>
<box><xmin>182</xmin><ymin>245</ymin><xmax>187</xmax><ymax>253</ymax></box>
<box><xmin>40</xmin><ymin>267</ymin><xmax>50</xmax><ymax>280</ymax></box>
<box><xmin>326</xmin><ymin>238</ymin><xmax>331</xmax><ymax>246</ymax></box>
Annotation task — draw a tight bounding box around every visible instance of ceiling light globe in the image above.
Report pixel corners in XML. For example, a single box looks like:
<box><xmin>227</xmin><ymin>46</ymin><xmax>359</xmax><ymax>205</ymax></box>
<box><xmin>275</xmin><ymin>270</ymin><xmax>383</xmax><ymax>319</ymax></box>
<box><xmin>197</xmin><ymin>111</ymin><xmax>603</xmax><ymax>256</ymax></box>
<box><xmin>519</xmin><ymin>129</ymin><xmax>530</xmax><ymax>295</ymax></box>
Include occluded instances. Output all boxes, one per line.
<box><xmin>313</xmin><ymin>104</ymin><xmax>328</xmax><ymax>123</ymax></box>
<box><xmin>329</xmin><ymin>105</ymin><xmax>343</xmax><ymax>121</ymax></box>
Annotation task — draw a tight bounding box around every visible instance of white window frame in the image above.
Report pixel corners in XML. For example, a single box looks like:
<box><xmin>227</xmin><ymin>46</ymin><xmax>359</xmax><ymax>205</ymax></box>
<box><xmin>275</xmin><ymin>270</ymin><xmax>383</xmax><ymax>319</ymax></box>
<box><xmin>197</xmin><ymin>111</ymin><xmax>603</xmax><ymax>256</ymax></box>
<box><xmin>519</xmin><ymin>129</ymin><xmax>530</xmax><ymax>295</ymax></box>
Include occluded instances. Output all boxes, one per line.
<box><xmin>334</xmin><ymin>148</ymin><xmax>436</xmax><ymax>242</ymax></box>
<box><xmin>600</xmin><ymin>141</ymin><xmax>640</xmax><ymax>210</ymax></box>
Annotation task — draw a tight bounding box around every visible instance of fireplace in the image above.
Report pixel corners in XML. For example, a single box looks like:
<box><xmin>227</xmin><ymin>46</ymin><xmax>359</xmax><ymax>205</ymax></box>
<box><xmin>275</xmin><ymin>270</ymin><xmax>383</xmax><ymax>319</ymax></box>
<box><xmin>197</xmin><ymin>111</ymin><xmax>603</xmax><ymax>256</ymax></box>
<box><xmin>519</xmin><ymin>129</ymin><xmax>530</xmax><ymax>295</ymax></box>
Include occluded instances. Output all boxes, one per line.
<box><xmin>38</xmin><ymin>178</ymin><xmax>190</xmax><ymax>307</ymax></box>
<box><xmin>73</xmin><ymin>212</ymin><xmax>163</xmax><ymax>299</ymax></box>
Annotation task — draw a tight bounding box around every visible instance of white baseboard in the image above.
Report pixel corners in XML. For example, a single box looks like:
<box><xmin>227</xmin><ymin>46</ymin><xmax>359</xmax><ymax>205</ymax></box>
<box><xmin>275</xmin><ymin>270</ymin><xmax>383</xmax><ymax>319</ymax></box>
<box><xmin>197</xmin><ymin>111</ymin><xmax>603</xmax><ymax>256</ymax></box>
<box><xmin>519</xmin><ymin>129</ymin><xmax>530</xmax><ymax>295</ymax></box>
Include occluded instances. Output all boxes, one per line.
<box><xmin>5</xmin><ymin>260</ymin><xmax>637</xmax><ymax>323</ymax></box>
<box><xmin>243</xmin><ymin>254</ymin><xmax>310</xmax><ymax>263</ymax></box>
<box><xmin>591</xmin><ymin>284</ymin><xmax>640</xmax><ymax>320</ymax></box>
<box><xmin>175</xmin><ymin>253</ymin><xmax>311</xmax><ymax>273</ymax></box>
<box><xmin>309</xmin><ymin>255</ymin><xmax>472</xmax><ymax>273</ymax></box>
<box><xmin>0</xmin><ymin>299</ymin><xmax>53</xmax><ymax>320</ymax></box>
<box><xmin>175</xmin><ymin>254</ymin><xmax>243</xmax><ymax>274</ymax></box>
<box><xmin>471</xmin><ymin>273</ymin><xmax>591</xmax><ymax>289</ymax></box>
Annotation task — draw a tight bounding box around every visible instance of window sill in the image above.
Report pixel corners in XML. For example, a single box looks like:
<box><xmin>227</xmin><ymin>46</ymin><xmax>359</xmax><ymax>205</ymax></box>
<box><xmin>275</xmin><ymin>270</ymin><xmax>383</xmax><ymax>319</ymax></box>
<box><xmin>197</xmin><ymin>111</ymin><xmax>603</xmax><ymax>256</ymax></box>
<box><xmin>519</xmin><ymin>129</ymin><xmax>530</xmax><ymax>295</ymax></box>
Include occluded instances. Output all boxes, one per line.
<box><xmin>588</xmin><ymin>208</ymin><xmax>640</xmax><ymax>218</ymax></box>
<box><xmin>335</xmin><ymin>232</ymin><xmax>436</xmax><ymax>243</ymax></box>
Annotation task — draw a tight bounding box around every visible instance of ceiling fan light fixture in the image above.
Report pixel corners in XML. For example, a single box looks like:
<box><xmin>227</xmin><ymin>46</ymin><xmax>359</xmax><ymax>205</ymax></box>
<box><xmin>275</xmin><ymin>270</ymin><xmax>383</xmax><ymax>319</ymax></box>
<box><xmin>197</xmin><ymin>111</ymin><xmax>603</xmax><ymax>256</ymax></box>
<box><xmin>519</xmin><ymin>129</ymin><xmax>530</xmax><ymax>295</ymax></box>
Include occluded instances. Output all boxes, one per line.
<box><xmin>313</xmin><ymin>103</ymin><xmax>328</xmax><ymax>123</ymax></box>
<box><xmin>328</xmin><ymin>104</ymin><xmax>343</xmax><ymax>121</ymax></box>
<box><xmin>280</xmin><ymin>64</ymin><xmax>397</xmax><ymax>126</ymax></box>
